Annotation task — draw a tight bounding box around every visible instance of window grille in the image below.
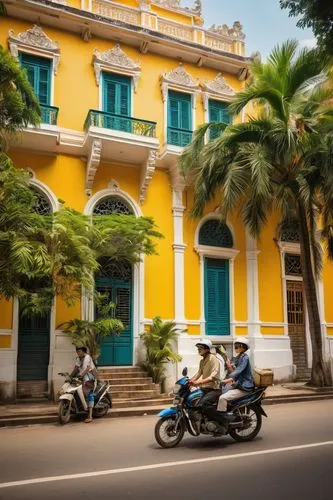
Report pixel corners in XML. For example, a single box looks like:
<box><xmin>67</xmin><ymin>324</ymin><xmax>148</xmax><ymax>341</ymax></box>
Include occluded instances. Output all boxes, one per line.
<box><xmin>96</xmin><ymin>257</ymin><xmax>132</xmax><ymax>281</ymax></box>
<box><xmin>32</xmin><ymin>189</ymin><xmax>52</xmax><ymax>215</ymax></box>
<box><xmin>93</xmin><ymin>196</ymin><xmax>133</xmax><ymax>216</ymax></box>
<box><xmin>199</xmin><ymin>219</ymin><xmax>233</xmax><ymax>248</ymax></box>
<box><xmin>280</xmin><ymin>222</ymin><xmax>300</xmax><ymax>243</ymax></box>
<box><xmin>285</xmin><ymin>253</ymin><xmax>302</xmax><ymax>276</ymax></box>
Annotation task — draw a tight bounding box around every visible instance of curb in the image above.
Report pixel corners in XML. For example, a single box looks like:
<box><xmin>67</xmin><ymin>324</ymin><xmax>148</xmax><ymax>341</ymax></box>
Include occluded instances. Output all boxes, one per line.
<box><xmin>1</xmin><ymin>392</ymin><xmax>333</xmax><ymax>428</ymax></box>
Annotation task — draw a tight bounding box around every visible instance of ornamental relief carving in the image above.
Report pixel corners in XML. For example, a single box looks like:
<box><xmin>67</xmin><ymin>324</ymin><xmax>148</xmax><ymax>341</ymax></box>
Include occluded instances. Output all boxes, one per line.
<box><xmin>160</xmin><ymin>64</ymin><xmax>199</xmax><ymax>102</ymax></box>
<box><xmin>153</xmin><ymin>0</ymin><xmax>201</xmax><ymax>15</ymax></box>
<box><xmin>8</xmin><ymin>25</ymin><xmax>60</xmax><ymax>73</ymax></box>
<box><xmin>201</xmin><ymin>73</ymin><xmax>235</xmax><ymax>109</ymax></box>
<box><xmin>208</xmin><ymin>21</ymin><xmax>245</xmax><ymax>41</ymax></box>
<box><xmin>93</xmin><ymin>44</ymin><xmax>141</xmax><ymax>91</ymax></box>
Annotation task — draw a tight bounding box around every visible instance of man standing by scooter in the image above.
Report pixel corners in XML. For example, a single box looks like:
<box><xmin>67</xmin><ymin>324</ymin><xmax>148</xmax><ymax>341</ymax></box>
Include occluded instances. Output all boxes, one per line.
<box><xmin>70</xmin><ymin>346</ymin><xmax>97</xmax><ymax>423</ymax></box>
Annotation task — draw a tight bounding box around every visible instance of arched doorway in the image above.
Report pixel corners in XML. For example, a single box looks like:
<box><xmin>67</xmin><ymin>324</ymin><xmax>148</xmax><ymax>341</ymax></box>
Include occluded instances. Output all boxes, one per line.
<box><xmin>17</xmin><ymin>188</ymin><xmax>53</xmax><ymax>398</ymax></box>
<box><xmin>198</xmin><ymin>219</ymin><xmax>234</xmax><ymax>336</ymax></box>
<box><xmin>93</xmin><ymin>196</ymin><xmax>134</xmax><ymax>366</ymax></box>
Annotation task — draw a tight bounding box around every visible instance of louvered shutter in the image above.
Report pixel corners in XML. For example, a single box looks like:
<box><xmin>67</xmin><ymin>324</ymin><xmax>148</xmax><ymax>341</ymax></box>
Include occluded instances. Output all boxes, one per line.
<box><xmin>204</xmin><ymin>258</ymin><xmax>230</xmax><ymax>336</ymax></box>
<box><xmin>168</xmin><ymin>90</ymin><xmax>192</xmax><ymax>146</ymax></box>
<box><xmin>102</xmin><ymin>73</ymin><xmax>131</xmax><ymax>131</ymax></box>
<box><xmin>20</xmin><ymin>54</ymin><xmax>51</xmax><ymax>105</ymax></box>
<box><xmin>209</xmin><ymin>100</ymin><xmax>230</xmax><ymax>140</ymax></box>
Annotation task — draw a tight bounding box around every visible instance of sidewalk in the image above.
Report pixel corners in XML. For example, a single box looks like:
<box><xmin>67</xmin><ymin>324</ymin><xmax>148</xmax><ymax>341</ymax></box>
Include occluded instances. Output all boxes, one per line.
<box><xmin>1</xmin><ymin>383</ymin><xmax>333</xmax><ymax>428</ymax></box>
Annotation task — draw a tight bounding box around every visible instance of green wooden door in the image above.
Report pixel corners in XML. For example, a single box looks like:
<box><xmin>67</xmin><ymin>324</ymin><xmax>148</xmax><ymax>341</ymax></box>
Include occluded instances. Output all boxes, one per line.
<box><xmin>95</xmin><ymin>264</ymin><xmax>133</xmax><ymax>366</ymax></box>
<box><xmin>102</xmin><ymin>73</ymin><xmax>131</xmax><ymax>132</ymax></box>
<box><xmin>204</xmin><ymin>258</ymin><xmax>230</xmax><ymax>335</ymax></box>
<box><xmin>17</xmin><ymin>312</ymin><xmax>51</xmax><ymax>381</ymax></box>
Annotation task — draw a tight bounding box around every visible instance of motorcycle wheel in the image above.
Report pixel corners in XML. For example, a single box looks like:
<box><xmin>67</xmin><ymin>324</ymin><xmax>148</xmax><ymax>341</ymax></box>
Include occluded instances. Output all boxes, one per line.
<box><xmin>93</xmin><ymin>396</ymin><xmax>110</xmax><ymax>418</ymax></box>
<box><xmin>229</xmin><ymin>405</ymin><xmax>262</xmax><ymax>442</ymax></box>
<box><xmin>154</xmin><ymin>416</ymin><xmax>185</xmax><ymax>449</ymax></box>
<box><xmin>58</xmin><ymin>400</ymin><xmax>71</xmax><ymax>425</ymax></box>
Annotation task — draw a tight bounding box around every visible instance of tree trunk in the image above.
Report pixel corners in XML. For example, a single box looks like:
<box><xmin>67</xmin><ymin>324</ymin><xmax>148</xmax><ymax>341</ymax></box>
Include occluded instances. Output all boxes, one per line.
<box><xmin>297</xmin><ymin>202</ymin><xmax>332</xmax><ymax>387</ymax></box>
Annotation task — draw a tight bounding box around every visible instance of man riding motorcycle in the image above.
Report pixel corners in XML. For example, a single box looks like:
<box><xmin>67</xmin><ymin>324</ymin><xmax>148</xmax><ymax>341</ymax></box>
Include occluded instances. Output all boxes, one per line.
<box><xmin>189</xmin><ymin>339</ymin><xmax>221</xmax><ymax>428</ymax></box>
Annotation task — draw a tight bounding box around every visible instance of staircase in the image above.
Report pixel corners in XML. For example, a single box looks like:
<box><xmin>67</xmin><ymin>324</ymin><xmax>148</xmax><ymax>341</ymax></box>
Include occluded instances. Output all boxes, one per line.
<box><xmin>98</xmin><ymin>366</ymin><xmax>172</xmax><ymax>408</ymax></box>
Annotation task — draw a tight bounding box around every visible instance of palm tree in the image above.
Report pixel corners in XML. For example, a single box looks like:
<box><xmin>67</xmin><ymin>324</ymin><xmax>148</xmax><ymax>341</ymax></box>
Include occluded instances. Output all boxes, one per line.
<box><xmin>179</xmin><ymin>40</ymin><xmax>333</xmax><ymax>387</ymax></box>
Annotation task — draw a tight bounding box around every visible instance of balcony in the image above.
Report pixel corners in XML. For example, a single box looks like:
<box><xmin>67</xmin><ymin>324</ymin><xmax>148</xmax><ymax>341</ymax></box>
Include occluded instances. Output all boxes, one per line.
<box><xmin>41</xmin><ymin>105</ymin><xmax>59</xmax><ymax>125</ymax></box>
<box><xmin>83</xmin><ymin>109</ymin><xmax>159</xmax><ymax>195</ymax></box>
<box><xmin>84</xmin><ymin>110</ymin><xmax>156</xmax><ymax>138</ymax></box>
<box><xmin>167</xmin><ymin>127</ymin><xmax>192</xmax><ymax>147</ymax></box>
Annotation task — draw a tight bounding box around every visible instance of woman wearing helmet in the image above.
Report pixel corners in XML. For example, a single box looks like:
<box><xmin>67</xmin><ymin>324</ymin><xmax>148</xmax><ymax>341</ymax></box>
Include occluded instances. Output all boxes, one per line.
<box><xmin>217</xmin><ymin>337</ymin><xmax>254</xmax><ymax>416</ymax></box>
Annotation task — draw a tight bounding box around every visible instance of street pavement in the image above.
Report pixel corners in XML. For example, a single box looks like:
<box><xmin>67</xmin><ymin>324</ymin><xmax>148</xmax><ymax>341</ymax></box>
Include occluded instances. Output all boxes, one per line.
<box><xmin>0</xmin><ymin>399</ymin><xmax>332</xmax><ymax>499</ymax></box>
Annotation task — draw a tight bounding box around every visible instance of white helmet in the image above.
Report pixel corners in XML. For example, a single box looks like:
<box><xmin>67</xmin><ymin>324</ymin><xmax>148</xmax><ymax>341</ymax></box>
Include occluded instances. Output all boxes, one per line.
<box><xmin>195</xmin><ymin>339</ymin><xmax>212</xmax><ymax>351</ymax></box>
<box><xmin>234</xmin><ymin>336</ymin><xmax>250</xmax><ymax>350</ymax></box>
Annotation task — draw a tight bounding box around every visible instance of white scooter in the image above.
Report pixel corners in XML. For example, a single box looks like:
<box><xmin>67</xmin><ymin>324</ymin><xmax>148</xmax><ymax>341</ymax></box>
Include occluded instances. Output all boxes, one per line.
<box><xmin>57</xmin><ymin>372</ymin><xmax>112</xmax><ymax>425</ymax></box>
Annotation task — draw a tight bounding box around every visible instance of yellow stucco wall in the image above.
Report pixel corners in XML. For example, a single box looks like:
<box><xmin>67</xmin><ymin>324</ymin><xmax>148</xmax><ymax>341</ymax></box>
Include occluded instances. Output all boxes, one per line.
<box><xmin>257</xmin><ymin>213</ymin><xmax>284</xmax><ymax>325</ymax></box>
<box><xmin>0</xmin><ymin>298</ymin><xmax>13</xmax><ymax>330</ymax></box>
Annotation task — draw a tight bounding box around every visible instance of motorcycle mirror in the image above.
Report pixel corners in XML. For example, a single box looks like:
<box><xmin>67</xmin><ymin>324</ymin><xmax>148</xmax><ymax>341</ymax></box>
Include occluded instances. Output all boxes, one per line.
<box><xmin>182</xmin><ymin>367</ymin><xmax>188</xmax><ymax>376</ymax></box>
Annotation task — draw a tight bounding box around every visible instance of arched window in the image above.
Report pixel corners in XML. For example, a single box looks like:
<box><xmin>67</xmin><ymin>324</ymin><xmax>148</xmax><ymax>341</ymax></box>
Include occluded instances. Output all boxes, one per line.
<box><xmin>199</xmin><ymin>219</ymin><xmax>233</xmax><ymax>248</ymax></box>
<box><xmin>280</xmin><ymin>221</ymin><xmax>300</xmax><ymax>243</ymax></box>
<box><xmin>31</xmin><ymin>187</ymin><xmax>52</xmax><ymax>215</ymax></box>
<box><xmin>92</xmin><ymin>196</ymin><xmax>134</xmax><ymax>216</ymax></box>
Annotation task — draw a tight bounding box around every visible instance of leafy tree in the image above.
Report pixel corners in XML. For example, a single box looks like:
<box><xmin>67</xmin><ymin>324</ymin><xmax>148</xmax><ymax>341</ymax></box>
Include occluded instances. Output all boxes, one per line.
<box><xmin>0</xmin><ymin>47</ymin><xmax>41</xmax><ymax>150</ymax></box>
<box><xmin>280</xmin><ymin>0</ymin><xmax>333</xmax><ymax>54</ymax></box>
<box><xmin>140</xmin><ymin>317</ymin><xmax>183</xmax><ymax>385</ymax></box>
<box><xmin>180</xmin><ymin>40</ymin><xmax>333</xmax><ymax>387</ymax></box>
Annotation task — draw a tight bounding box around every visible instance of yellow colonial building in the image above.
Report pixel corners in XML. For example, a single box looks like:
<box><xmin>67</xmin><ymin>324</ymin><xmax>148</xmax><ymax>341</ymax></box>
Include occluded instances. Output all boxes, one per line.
<box><xmin>1</xmin><ymin>0</ymin><xmax>333</xmax><ymax>401</ymax></box>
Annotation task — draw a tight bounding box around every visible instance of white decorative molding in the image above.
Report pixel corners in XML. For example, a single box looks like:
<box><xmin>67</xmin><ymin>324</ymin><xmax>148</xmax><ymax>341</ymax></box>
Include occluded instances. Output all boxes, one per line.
<box><xmin>169</xmin><ymin>163</ymin><xmax>186</xmax><ymax>192</ymax></box>
<box><xmin>201</xmin><ymin>73</ymin><xmax>235</xmax><ymax>110</ymax></box>
<box><xmin>107</xmin><ymin>179</ymin><xmax>120</xmax><ymax>192</ymax></box>
<box><xmin>85</xmin><ymin>139</ymin><xmax>102</xmax><ymax>195</ymax></box>
<box><xmin>160</xmin><ymin>64</ymin><xmax>200</xmax><ymax>102</ymax></box>
<box><xmin>246</xmin><ymin>231</ymin><xmax>260</xmax><ymax>337</ymax></box>
<box><xmin>50</xmin><ymin>0</ymin><xmax>67</xmax><ymax>5</ymax></box>
<box><xmin>138</xmin><ymin>0</ymin><xmax>151</xmax><ymax>11</ymax></box>
<box><xmin>29</xmin><ymin>178</ymin><xmax>60</xmax><ymax>213</ymax></box>
<box><xmin>93</xmin><ymin>44</ymin><xmax>141</xmax><ymax>91</ymax></box>
<box><xmin>195</xmin><ymin>244</ymin><xmax>239</xmax><ymax>260</ymax></box>
<box><xmin>8</xmin><ymin>25</ymin><xmax>60</xmax><ymax>74</ymax></box>
<box><xmin>153</xmin><ymin>0</ymin><xmax>201</xmax><ymax>15</ymax></box>
<box><xmin>139</xmin><ymin>150</ymin><xmax>157</xmax><ymax>204</ymax></box>
<box><xmin>278</xmin><ymin>241</ymin><xmax>301</xmax><ymax>255</ymax></box>
<box><xmin>208</xmin><ymin>21</ymin><xmax>245</xmax><ymax>41</ymax></box>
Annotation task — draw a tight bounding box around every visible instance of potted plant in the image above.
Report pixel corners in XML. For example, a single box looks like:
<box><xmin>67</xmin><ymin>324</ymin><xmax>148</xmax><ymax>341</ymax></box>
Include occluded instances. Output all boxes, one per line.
<box><xmin>140</xmin><ymin>316</ymin><xmax>183</xmax><ymax>392</ymax></box>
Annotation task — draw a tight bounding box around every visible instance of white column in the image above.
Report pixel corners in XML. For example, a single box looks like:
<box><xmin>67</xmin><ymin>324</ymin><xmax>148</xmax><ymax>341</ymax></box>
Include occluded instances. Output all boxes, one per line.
<box><xmin>199</xmin><ymin>253</ymin><xmax>205</xmax><ymax>335</ymax></box>
<box><xmin>246</xmin><ymin>231</ymin><xmax>261</xmax><ymax>336</ymax></box>
<box><xmin>172</xmin><ymin>189</ymin><xmax>186</xmax><ymax>327</ymax></box>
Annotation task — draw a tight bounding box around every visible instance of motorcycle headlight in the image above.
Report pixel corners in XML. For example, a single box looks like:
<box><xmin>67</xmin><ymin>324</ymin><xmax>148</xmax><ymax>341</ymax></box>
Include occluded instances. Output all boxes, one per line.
<box><xmin>173</xmin><ymin>383</ymin><xmax>181</xmax><ymax>394</ymax></box>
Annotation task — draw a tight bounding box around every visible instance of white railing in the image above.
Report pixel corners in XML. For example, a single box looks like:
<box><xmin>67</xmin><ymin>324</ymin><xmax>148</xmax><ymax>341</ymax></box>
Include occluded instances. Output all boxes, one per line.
<box><xmin>92</xmin><ymin>0</ymin><xmax>141</xmax><ymax>26</ymax></box>
<box><xmin>157</xmin><ymin>19</ymin><xmax>194</xmax><ymax>42</ymax></box>
<box><xmin>81</xmin><ymin>0</ymin><xmax>243</xmax><ymax>55</ymax></box>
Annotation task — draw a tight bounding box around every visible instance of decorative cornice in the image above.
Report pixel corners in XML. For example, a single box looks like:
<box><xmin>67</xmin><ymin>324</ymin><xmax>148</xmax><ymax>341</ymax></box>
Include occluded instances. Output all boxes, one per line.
<box><xmin>86</xmin><ymin>139</ymin><xmax>102</xmax><ymax>196</ymax></box>
<box><xmin>208</xmin><ymin>21</ymin><xmax>245</xmax><ymax>41</ymax></box>
<box><xmin>160</xmin><ymin>64</ymin><xmax>199</xmax><ymax>102</ymax></box>
<box><xmin>140</xmin><ymin>150</ymin><xmax>157</xmax><ymax>204</ymax></box>
<box><xmin>277</xmin><ymin>241</ymin><xmax>301</xmax><ymax>255</ymax></box>
<box><xmin>153</xmin><ymin>0</ymin><xmax>201</xmax><ymax>16</ymax></box>
<box><xmin>93</xmin><ymin>44</ymin><xmax>141</xmax><ymax>91</ymax></box>
<box><xmin>195</xmin><ymin>244</ymin><xmax>240</xmax><ymax>260</ymax></box>
<box><xmin>201</xmin><ymin>73</ymin><xmax>235</xmax><ymax>109</ymax></box>
<box><xmin>8</xmin><ymin>25</ymin><xmax>60</xmax><ymax>74</ymax></box>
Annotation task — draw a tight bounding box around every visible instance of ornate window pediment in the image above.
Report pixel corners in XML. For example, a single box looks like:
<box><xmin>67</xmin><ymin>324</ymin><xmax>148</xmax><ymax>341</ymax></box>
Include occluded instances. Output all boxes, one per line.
<box><xmin>8</xmin><ymin>25</ymin><xmax>60</xmax><ymax>74</ymax></box>
<box><xmin>201</xmin><ymin>73</ymin><xmax>235</xmax><ymax>110</ymax></box>
<box><xmin>152</xmin><ymin>0</ymin><xmax>201</xmax><ymax>16</ymax></box>
<box><xmin>160</xmin><ymin>64</ymin><xmax>199</xmax><ymax>104</ymax></box>
<box><xmin>93</xmin><ymin>44</ymin><xmax>141</xmax><ymax>92</ymax></box>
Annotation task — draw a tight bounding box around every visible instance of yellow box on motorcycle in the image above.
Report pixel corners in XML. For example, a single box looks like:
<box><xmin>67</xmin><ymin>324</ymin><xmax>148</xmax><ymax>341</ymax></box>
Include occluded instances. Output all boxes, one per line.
<box><xmin>254</xmin><ymin>368</ymin><xmax>274</xmax><ymax>387</ymax></box>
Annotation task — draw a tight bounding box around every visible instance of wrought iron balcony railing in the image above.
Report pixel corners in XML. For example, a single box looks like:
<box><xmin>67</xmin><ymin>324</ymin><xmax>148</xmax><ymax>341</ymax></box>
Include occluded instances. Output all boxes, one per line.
<box><xmin>84</xmin><ymin>110</ymin><xmax>157</xmax><ymax>138</ymax></box>
<box><xmin>40</xmin><ymin>105</ymin><xmax>59</xmax><ymax>125</ymax></box>
<box><xmin>167</xmin><ymin>127</ymin><xmax>193</xmax><ymax>147</ymax></box>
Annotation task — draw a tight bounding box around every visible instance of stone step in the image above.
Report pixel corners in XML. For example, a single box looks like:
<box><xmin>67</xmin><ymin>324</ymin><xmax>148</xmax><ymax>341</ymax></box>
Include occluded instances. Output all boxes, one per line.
<box><xmin>99</xmin><ymin>372</ymin><xmax>149</xmax><ymax>380</ymax></box>
<box><xmin>110</xmin><ymin>389</ymin><xmax>161</xmax><ymax>400</ymax></box>
<box><xmin>112</xmin><ymin>397</ymin><xmax>172</xmax><ymax>408</ymax></box>
<box><xmin>108</xmin><ymin>383</ymin><xmax>158</xmax><ymax>391</ymax></box>
<box><xmin>98</xmin><ymin>367</ymin><xmax>145</xmax><ymax>374</ymax></box>
<box><xmin>107</xmin><ymin>377</ymin><xmax>153</xmax><ymax>385</ymax></box>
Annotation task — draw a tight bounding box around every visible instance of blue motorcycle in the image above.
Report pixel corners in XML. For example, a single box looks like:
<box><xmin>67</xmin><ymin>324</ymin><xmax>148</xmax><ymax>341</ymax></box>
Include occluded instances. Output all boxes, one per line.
<box><xmin>155</xmin><ymin>368</ymin><xmax>267</xmax><ymax>448</ymax></box>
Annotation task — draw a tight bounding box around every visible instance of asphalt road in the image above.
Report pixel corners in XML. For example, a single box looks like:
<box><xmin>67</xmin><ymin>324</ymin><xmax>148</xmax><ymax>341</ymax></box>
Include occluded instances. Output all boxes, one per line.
<box><xmin>0</xmin><ymin>400</ymin><xmax>333</xmax><ymax>500</ymax></box>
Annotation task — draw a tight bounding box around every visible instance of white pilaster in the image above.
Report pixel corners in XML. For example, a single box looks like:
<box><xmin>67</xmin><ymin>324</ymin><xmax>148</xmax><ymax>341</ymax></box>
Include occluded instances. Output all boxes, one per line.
<box><xmin>246</xmin><ymin>231</ymin><xmax>261</xmax><ymax>336</ymax></box>
<box><xmin>172</xmin><ymin>189</ymin><xmax>186</xmax><ymax>326</ymax></box>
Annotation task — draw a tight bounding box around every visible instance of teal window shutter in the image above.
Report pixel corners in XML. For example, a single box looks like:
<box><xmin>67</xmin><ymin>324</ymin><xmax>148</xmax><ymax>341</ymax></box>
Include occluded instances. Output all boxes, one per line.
<box><xmin>168</xmin><ymin>90</ymin><xmax>192</xmax><ymax>146</ymax></box>
<box><xmin>208</xmin><ymin>99</ymin><xmax>230</xmax><ymax>140</ymax></box>
<box><xmin>20</xmin><ymin>53</ymin><xmax>51</xmax><ymax>105</ymax></box>
<box><xmin>204</xmin><ymin>258</ymin><xmax>230</xmax><ymax>336</ymax></box>
<box><xmin>102</xmin><ymin>73</ymin><xmax>131</xmax><ymax>116</ymax></box>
